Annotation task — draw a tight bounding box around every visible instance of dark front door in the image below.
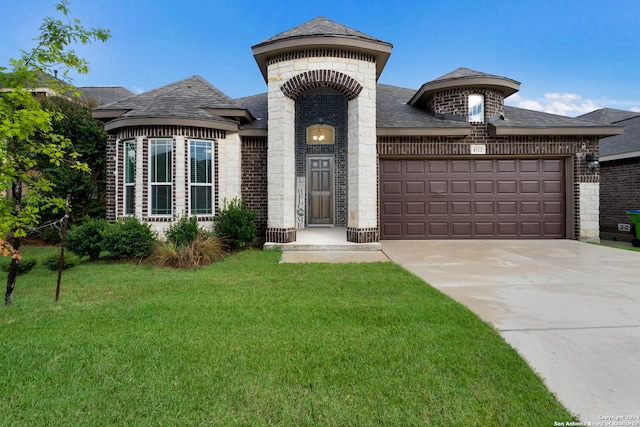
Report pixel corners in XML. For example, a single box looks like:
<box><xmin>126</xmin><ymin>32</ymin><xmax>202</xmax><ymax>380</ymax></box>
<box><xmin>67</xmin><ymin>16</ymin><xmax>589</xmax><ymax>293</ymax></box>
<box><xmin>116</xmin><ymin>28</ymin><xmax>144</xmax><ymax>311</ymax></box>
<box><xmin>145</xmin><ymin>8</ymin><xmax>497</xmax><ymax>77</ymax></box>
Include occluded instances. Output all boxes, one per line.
<box><xmin>308</xmin><ymin>156</ymin><xmax>333</xmax><ymax>225</ymax></box>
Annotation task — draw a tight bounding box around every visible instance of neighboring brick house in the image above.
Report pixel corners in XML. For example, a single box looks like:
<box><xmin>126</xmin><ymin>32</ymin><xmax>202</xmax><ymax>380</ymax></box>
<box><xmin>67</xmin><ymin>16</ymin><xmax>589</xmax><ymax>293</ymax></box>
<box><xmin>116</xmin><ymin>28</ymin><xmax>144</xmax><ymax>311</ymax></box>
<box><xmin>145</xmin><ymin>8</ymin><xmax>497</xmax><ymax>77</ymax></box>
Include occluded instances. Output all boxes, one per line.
<box><xmin>579</xmin><ymin>108</ymin><xmax>640</xmax><ymax>243</ymax></box>
<box><xmin>92</xmin><ymin>17</ymin><xmax>621</xmax><ymax>244</ymax></box>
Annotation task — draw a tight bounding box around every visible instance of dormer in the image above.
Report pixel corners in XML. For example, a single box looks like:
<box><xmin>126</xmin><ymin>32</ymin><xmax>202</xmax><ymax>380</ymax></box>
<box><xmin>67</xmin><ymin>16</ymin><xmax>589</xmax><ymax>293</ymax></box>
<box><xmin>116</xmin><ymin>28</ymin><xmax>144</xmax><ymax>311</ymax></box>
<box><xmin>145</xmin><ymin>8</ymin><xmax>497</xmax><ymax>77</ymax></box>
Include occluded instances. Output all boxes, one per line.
<box><xmin>408</xmin><ymin>68</ymin><xmax>520</xmax><ymax>123</ymax></box>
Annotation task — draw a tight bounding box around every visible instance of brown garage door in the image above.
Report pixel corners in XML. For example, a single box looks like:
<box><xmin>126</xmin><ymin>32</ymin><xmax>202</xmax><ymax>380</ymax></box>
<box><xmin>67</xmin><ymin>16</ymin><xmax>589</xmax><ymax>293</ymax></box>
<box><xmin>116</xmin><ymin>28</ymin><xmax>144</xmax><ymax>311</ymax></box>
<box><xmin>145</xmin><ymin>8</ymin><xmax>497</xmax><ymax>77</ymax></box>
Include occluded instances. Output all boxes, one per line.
<box><xmin>380</xmin><ymin>158</ymin><xmax>565</xmax><ymax>239</ymax></box>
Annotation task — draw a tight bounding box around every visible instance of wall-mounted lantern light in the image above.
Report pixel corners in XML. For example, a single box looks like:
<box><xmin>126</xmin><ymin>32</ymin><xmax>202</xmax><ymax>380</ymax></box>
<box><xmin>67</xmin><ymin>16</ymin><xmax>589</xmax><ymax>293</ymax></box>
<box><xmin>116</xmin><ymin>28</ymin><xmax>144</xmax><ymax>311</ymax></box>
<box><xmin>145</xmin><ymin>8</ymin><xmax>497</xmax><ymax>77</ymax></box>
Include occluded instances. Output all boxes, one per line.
<box><xmin>585</xmin><ymin>153</ymin><xmax>599</xmax><ymax>170</ymax></box>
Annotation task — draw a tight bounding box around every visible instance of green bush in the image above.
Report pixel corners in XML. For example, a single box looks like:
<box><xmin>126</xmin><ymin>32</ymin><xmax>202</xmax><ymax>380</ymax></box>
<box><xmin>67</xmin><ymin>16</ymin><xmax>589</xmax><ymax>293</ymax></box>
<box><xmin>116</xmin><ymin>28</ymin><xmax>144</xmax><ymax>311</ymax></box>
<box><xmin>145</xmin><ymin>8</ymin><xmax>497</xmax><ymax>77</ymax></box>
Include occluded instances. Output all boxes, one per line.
<box><xmin>1</xmin><ymin>258</ymin><xmax>37</xmax><ymax>274</ymax></box>
<box><xmin>43</xmin><ymin>253</ymin><xmax>80</xmax><ymax>271</ymax></box>
<box><xmin>66</xmin><ymin>218</ymin><xmax>109</xmax><ymax>259</ymax></box>
<box><xmin>165</xmin><ymin>215</ymin><xmax>200</xmax><ymax>247</ymax></box>
<box><xmin>213</xmin><ymin>198</ymin><xmax>257</xmax><ymax>249</ymax></box>
<box><xmin>101</xmin><ymin>217</ymin><xmax>156</xmax><ymax>259</ymax></box>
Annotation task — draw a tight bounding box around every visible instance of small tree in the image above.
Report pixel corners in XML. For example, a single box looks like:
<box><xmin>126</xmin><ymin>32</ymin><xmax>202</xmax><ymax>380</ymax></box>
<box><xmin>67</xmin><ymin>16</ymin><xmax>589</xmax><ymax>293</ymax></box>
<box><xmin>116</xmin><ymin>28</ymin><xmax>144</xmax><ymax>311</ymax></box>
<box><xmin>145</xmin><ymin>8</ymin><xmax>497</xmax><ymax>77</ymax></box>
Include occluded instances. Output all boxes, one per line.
<box><xmin>0</xmin><ymin>1</ymin><xmax>110</xmax><ymax>304</ymax></box>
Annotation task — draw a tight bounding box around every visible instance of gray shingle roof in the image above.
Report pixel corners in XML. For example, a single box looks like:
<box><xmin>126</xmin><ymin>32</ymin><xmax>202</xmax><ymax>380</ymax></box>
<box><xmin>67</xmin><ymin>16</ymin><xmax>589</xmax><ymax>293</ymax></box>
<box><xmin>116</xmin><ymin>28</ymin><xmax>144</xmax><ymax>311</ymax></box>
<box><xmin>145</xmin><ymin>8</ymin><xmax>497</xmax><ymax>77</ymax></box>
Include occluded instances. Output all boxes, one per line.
<box><xmin>253</xmin><ymin>17</ymin><xmax>390</xmax><ymax>48</ymax></box>
<box><xmin>578</xmin><ymin>108</ymin><xmax>640</xmax><ymax>124</ymax></box>
<box><xmin>235</xmin><ymin>93</ymin><xmax>268</xmax><ymax>130</ymax></box>
<box><xmin>376</xmin><ymin>84</ymin><xmax>470</xmax><ymax>130</ymax></box>
<box><xmin>94</xmin><ymin>75</ymin><xmax>242</xmax><ymax>125</ymax></box>
<box><xmin>79</xmin><ymin>86</ymin><xmax>134</xmax><ymax>106</ymax></box>
<box><xmin>597</xmin><ymin>115</ymin><xmax>640</xmax><ymax>159</ymax></box>
<box><xmin>432</xmin><ymin>67</ymin><xmax>514</xmax><ymax>82</ymax></box>
<box><xmin>496</xmin><ymin>106</ymin><xmax>610</xmax><ymax>128</ymax></box>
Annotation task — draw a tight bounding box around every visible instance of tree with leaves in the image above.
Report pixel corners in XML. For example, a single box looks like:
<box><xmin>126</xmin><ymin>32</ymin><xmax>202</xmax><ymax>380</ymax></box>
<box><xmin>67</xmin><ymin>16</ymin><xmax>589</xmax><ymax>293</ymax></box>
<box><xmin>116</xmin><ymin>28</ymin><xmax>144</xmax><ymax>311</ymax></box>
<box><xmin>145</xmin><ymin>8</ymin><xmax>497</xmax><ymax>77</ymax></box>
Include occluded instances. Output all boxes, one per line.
<box><xmin>36</xmin><ymin>96</ymin><xmax>108</xmax><ymax>222</ymax></box>
<box><xmin>0</xmin><ymin>1</ymin><xmax>110</xmax><ymax>305</ymax></box>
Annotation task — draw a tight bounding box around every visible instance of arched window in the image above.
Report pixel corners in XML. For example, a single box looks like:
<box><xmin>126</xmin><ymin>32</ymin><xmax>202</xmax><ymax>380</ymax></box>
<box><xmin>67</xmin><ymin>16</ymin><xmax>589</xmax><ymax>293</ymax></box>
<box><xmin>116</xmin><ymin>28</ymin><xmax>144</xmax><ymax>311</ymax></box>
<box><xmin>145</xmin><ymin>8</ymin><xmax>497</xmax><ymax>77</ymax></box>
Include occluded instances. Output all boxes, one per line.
<box><xmin>306</xmin><ymin>124</ymin><xmax>335</xmax><ymax>145</ymax></box>
<box><xmin>468</xmin><ymin>94</ymin><xmax>484</xmax><ymax>123</ymax></box>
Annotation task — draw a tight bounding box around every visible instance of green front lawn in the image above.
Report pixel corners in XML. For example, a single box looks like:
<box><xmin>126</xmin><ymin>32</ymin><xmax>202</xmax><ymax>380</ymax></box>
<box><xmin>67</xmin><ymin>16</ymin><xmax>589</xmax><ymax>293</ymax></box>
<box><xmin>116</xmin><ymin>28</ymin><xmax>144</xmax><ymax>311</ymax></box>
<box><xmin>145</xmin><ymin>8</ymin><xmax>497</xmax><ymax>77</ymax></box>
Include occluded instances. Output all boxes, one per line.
<box><xmin>0</xmin><ymin>246</ymin><xmax>576</xmax><ymax>426</ymax></box>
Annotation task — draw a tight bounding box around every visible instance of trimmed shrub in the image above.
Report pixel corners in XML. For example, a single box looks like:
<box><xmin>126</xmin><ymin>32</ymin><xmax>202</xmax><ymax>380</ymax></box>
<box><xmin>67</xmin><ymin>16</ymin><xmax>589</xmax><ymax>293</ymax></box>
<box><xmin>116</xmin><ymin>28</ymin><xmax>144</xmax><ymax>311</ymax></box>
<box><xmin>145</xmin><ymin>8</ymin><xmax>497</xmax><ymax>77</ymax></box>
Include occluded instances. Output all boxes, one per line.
<box><xmin>213</xmin><ymin>198</ymin><xmax>257</xmax><ymax>249</ymax></box>
<box><xmin>43</xmin><ymin>253</ymin><xmax>80</xmax><ymax>271</ymax></box>
<box><xmin>150</xmin><ymin>235</ymin><xmax>225</xmax><ymax>269</ymax></box>
<box><xmin>165</xmin><ymin>215</ymin><xmax>200</xmax><ymax>247</ymax></box>
<box><xmin>66</xmin><ymin>218</ymin><xmax>109</xmax><ymax>259</ymax></box>
<box><xmin>101</xmin><ymin>217</ymin><xmax>156</xmax><ymax>259</ymax></box>
<box><xmin>1</xmin><ymin>258</ymin><xmax>37</xmax><ymax>274</ymax></box>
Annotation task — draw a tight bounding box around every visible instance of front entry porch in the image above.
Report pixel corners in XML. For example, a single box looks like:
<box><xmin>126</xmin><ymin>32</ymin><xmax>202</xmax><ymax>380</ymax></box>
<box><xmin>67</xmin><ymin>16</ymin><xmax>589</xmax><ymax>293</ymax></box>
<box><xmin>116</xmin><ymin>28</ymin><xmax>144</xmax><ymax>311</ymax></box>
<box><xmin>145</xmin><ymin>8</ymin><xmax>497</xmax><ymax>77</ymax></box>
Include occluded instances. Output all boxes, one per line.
<box><xmin>264</xmin><ymin>227</ymin><xmax>381</xmax><ymax>252</ymax></box>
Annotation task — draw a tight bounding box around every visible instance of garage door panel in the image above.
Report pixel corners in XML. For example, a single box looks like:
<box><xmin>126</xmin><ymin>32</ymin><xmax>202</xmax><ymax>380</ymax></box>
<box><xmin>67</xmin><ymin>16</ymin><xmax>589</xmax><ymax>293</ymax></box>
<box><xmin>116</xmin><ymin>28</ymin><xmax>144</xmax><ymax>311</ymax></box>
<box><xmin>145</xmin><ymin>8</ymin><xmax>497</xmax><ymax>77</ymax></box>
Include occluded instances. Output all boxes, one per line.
<box><xmin>451</xmin><ymin>160</ymin><xmax>471</xmax><ymax>173</ymax></box>
<box><xmin>521</xmin><ymin>181</ymin><xmax>541</xmax><ymax>194</ymax></box>
<box><xmin>382</xmin><ymin>222</ymin><xmax>402</xmax><ymax>238</ymax></box>
<box><xmin>544</xmin><ymin>222</ymin><xmax>564</xmax><ymax>235</ymax></box>
<box><xmin>428</xmin><ymin>202</ymin><xmax>448</xmax><ymax>215</ymax></box>
<box><xmin>520</xmin><ymin>160</ymin><xmax>540</xmax><ymax>173</ymax></box>
<box><xmin>381</xmin><ymin>201</ymin><xmax>402</xmax><ymax>216</ymax></box>
<box><xmin>406</xmin><ymin>223</ymin><xmax>426</xmax><ymax>236</ymax></box>
<box><xmin>497</xmin><ymin>160</ymin><xmax>517</xmax><ymax>173</ymax></box>
<box><xmin>543</xmin><ymin>180</ymin><xmax>562</xmax><ymax>193</ymax></box>
<box><xmin>474</xmin><ymin>160</ymin><xmax>494</xmax><ymax>173</ymax></box>
<box><xmin>543</xmin><ymin>159</ymin><xmax>562</xmax><ymax>172</ymax></box>
<box><xmin>475</xmin><ymin>201</ymin><xmax>495</xmax><ymax>215</ymax></box>
<box><xmin>406</xmin><ymin>181</ymin><xmax>425</xmax><ymax>194</ymax></box>
<box><xmin>452</xmin><ymin>181</ymin><xmax>471</xmax><ymax>194</ymax></box>
<box><xmin>497</xmin><ymin>201</ymin><xmax>517</xmax><ymax>215</ymax></box>
<box><xmin>521</xmin><ymin>201</ymin><xmax>541</xmax><ymax>215</ymax></box>
<box><xmin>475</xmin><ymin>181</ymin><xmax>494</xmax><ymax>194</ymax></box>
<box><xmin>428</xmin><ymin>160</ymin><xmax>448</xmax><ymax>173</ymax></box>
<box><xmin>521</xmin><ymin>222</ymin><xmax>543</xmax><ymax>236</ymax></box>
<box><xmin>381</xmin><ymin>160</ymin><xmax>401</xmax><ymax>174</ymax></box>
<box><xmin>380</xmin><ymin>159</ymin><xmax>565</xmax><ymax>239</ymax></box>
<box><xmin>406</xmin><ymin>201</ymin><xmax>425</xmax><ymax>215</ymax></box>
<box><xmin>497</xmin><ymin>180</ymin><xmax>517</xmax><ymax>193</ymax></box>
<box><xmin>475</xmin><ymin>222</ymin><xmax>496</xmax><ymax>236</ymax></box>
<box><xmin>405</xmin><ymin>160</ymin><xmax>425</xmax><ymax>174</ymax></box>
<box><xmin>429</xmin><ymin>181</ymin><xmax>448</xmax><ymax>195</ymax></box>
<box><xmin>543</xmin><ymin>201</ymin><xmax>563</xmax><ymax>214</ymax></box>
<box><xmin>452</xmin><ymin>202</ymin><xmax>471</xmax><ymax>215</ymax></box>
<box><xmin>383</xmin><ymin>181</ymin><xmax>402</xmax><ymax>195</ymax></box>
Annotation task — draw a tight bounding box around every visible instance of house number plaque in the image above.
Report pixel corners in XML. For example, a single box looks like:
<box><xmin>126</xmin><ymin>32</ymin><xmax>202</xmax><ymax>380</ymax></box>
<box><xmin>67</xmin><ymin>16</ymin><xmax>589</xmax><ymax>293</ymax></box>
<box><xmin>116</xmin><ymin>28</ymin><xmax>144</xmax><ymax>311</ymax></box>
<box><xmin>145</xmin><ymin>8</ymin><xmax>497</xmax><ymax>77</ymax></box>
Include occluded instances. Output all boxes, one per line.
<box><xmin>470</xmin><ymin>144</ymin><xmax>486</xmax><ymax>155</ymax></box>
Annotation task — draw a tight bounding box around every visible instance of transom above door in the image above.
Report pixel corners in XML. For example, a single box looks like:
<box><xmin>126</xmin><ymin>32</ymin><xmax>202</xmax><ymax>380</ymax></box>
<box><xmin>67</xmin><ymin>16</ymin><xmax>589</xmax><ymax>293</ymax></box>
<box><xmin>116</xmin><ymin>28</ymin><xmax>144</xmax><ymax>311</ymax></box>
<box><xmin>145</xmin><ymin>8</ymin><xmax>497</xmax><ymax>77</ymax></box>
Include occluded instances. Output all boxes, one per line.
<box><xmin>308</xmin><ymin>156</ymin><xmax>334</xmax><ymax>225</ymax></box>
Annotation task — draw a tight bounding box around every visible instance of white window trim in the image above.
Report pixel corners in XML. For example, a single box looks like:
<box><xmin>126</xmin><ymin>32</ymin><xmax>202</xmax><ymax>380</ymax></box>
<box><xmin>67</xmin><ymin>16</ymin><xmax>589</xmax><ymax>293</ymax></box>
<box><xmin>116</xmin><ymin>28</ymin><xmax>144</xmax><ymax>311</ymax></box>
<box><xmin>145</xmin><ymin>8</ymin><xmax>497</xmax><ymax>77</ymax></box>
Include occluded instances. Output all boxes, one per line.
<box><xmin>189</xmin><ymin>139</ymin><xmax>214</xmax><ymax>216</ymax></box>
<box><xmin>149</xmin><ymin>138</ymin><xmax>173</xmax><ymax>217</ymax></box>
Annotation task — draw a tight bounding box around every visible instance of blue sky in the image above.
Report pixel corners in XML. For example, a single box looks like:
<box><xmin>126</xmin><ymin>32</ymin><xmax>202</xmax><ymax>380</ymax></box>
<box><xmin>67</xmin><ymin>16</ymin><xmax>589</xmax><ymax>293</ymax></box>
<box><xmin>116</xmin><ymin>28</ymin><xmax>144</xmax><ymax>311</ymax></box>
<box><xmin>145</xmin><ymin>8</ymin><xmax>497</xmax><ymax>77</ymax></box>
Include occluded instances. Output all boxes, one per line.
<box><xmin>2</xmin><ymin>0</ymin><xmax>639</xmax><ymax>117</ymax></box>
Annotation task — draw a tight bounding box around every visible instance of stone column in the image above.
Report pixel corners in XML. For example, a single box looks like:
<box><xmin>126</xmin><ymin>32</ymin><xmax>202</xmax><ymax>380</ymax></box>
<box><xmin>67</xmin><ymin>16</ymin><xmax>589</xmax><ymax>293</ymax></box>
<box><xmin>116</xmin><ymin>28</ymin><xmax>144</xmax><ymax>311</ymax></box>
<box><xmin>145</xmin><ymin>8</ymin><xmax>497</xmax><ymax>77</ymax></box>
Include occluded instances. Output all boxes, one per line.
<box><xmin>347</xmin><ymin>73</ymin><xmax>379</xmax><ymax>243</ymax></box>
<box><xmin>579</xmin><ymin>182</ymin><xmax>600</xmax><ymax>243</ymax></box>
<box><xmin>266</xmin><ymin>72</ymin><xmax>297</xmax><ymax>243</ymax></box>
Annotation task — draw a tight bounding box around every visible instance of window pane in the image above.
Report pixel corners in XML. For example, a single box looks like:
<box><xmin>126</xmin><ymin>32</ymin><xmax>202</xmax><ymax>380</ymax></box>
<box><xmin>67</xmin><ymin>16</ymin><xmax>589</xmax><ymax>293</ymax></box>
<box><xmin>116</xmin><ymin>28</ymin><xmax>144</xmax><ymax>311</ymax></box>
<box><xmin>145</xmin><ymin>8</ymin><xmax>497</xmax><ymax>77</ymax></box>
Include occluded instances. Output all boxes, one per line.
<box><xmin>152</xmin><ymin>185</ymin><xmax>172</xmax><ymax>215</ymax></box>
<box><xmin>190</xmin><ymin>141</ymin><xmax>212</xmax><ymax>184</ymax></box>
<box><xmin>151</xmin><ymin>140</ymin><xmax>172</xmax><ymax>183</ymax></box>
<box><xmin>125</xmin><ymin>186</ymin><xmax>135</xmax><ymax>214</ymax></box>
<box><xmin>125</xmin><ymin>141</ymin><xmax>136</xmax><ymax>183</ymax></box>
<box><xmin>191</xmin><ymin>186</ymin><xmax>212</xmax><ymax>214</ymax></box>
<box><xmin>469</xmin><ymin>94</ymin><xmax>484</xmax><ymax>122</ymax></box>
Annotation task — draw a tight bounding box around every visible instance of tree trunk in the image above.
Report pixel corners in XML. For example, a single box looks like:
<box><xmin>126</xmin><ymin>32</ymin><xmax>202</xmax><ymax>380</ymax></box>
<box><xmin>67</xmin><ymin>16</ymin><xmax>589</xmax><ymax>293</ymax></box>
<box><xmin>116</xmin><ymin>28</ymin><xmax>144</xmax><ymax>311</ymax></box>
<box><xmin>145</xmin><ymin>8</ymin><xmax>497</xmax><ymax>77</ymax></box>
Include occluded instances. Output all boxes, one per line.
<box><xmin>5</xmin><ymin>237</ymin><xmax>20</xmax><ymax>306</ymax></box>
<box><xmin>5</xmin><ymin>180</ymin><xmax>22</xmax><ymax>306</ymax></box>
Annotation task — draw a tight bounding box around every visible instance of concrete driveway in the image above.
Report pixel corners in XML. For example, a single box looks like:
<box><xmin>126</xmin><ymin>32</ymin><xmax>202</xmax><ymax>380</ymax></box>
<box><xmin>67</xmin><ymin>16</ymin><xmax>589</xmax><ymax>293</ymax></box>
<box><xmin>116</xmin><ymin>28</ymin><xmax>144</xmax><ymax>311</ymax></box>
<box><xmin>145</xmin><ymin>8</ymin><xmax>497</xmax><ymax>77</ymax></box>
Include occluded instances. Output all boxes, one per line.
<box><xmin>381</xmin><ymin>240</ymin><xmax>640</xmax><ymax>423</ymax></box>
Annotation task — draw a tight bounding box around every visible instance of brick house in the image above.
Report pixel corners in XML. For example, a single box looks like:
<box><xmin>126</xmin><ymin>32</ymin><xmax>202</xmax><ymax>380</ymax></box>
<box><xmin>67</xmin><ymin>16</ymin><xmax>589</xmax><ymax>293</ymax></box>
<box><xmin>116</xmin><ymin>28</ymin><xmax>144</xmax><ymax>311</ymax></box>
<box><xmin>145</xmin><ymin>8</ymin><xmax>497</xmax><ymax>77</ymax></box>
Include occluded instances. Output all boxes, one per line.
<box><xmin>579</xmin><ymin>108</ymin><xmax>640</xmax><ymax>243</ymax></box>
<box><xmin>93</xmin><ymin>17</ymin><xmax>621</xmax><ymax>244</ymax></box>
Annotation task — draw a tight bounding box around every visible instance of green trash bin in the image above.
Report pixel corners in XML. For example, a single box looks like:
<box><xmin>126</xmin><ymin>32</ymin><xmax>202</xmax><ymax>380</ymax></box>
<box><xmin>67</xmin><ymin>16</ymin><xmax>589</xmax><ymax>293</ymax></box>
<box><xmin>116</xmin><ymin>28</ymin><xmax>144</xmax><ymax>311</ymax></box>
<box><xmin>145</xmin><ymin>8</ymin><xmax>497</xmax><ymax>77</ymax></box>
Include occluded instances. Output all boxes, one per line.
<box><xmin>626</xmin><ymin>210</ymin><xmax>640</xmax><ymax>247</ymax></box>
